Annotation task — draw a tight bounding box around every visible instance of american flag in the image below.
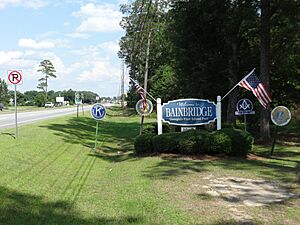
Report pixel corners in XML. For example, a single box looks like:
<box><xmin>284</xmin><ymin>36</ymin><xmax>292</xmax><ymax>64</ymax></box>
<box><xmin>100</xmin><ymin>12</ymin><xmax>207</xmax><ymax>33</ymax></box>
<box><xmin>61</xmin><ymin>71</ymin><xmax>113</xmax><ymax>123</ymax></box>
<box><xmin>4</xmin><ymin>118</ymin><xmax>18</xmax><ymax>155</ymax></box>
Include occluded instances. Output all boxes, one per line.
<box><xmin>238</xmin><ymin>70</ymin><xmax>271</xmax><ymax>108</ymax></box>
<box><xmin>133</xmin><ymin>80</ymin><xmax>147</xmax><ymax>109</ymax></box>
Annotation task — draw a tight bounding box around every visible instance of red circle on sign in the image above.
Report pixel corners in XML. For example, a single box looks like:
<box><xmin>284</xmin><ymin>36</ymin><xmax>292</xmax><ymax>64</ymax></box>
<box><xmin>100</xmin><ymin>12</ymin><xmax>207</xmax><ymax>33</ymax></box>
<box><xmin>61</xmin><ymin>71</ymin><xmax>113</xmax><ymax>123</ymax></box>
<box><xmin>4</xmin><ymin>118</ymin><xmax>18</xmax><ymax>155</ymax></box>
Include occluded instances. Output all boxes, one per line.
<box><xmin>8</xmin><ymin>70</ymin><xmax>22</xmax><ymax>84</ymax></box>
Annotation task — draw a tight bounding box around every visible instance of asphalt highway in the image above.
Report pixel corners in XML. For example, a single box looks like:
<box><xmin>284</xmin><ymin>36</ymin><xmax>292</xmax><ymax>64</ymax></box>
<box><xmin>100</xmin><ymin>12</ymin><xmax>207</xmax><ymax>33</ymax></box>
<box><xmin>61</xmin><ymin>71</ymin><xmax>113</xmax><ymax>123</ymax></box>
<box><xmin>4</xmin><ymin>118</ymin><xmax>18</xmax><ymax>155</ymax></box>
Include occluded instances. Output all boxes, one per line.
<box><xmin>0</xmin><ymin>105</ymin><xmax>92</xmax><ymax>131</ymax></box>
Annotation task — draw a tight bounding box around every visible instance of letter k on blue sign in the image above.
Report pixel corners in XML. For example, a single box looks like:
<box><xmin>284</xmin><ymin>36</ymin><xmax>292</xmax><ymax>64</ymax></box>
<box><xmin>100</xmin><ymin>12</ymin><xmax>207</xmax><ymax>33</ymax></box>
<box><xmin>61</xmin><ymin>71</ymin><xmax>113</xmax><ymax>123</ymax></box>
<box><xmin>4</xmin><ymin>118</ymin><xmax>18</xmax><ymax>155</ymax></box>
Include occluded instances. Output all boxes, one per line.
<box><xmin>91</xmin><ymin>103</ymin><xmax>106</xmax><ymax>120</ymax></box>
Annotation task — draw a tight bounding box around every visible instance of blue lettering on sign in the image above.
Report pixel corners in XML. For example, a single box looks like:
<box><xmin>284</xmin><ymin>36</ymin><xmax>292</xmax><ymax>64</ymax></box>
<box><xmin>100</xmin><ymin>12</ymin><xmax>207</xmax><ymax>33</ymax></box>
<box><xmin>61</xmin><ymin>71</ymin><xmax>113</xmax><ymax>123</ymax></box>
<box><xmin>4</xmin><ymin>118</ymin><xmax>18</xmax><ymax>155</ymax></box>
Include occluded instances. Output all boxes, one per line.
<box><xmin>91</xmin><ymin>103</ymin><xmax>106</xmax><ymax>120</ymax></box>
<box><xmin>162</xmin><ymin>99</ymin><xmax>217</xmax><ymax>126</ymax></box>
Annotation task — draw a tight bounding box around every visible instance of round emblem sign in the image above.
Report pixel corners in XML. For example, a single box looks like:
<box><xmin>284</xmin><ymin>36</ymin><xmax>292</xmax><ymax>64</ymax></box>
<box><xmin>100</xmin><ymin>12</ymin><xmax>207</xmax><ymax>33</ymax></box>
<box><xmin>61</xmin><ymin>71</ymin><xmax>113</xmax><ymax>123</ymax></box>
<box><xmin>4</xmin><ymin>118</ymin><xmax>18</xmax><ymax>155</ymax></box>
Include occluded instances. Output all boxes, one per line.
<box><xmin>135</xmin><ymin>99</ymin><xmax>153</xmax><ymax>116</ymax></box>
<box><xmin>91</xmin><ymin>103</ymin><xmax>106</xmax><ymax>120</ymax></box>
<box><xmin>271</xmin><ymin>106</ymin><xmax>291</xmax><ymax>126</ymax></box>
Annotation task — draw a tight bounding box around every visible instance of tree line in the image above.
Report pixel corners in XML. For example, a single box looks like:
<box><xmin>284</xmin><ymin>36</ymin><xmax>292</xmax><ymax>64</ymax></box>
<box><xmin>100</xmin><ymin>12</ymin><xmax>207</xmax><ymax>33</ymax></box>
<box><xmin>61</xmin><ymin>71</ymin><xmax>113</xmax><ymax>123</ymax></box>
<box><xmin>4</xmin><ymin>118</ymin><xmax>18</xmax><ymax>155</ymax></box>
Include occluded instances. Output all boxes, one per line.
<box><xmin>119</xmin><ymin>0</ymin><xmax>300</xmax><ymax>141</ymax></box>
<box><xmin>0</xmin><ymin>82</ymin><xmax>100</xmax><ymax>107</ymax></box>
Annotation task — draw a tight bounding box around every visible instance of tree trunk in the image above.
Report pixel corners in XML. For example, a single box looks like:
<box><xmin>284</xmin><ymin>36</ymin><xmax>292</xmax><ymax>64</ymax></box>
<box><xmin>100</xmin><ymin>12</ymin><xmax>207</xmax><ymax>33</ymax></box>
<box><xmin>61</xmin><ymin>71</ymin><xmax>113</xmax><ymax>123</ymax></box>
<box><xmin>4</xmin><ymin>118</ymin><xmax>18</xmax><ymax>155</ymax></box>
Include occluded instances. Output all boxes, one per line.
<box><xmin>226</xmin><ymin>41</ymin><xmax>239</xmax><ymax>125</ymax></box>
<box><xmin>260</xmin><ymin>0</ymin><xmax>271</xmax><ymax>142</ymax></box>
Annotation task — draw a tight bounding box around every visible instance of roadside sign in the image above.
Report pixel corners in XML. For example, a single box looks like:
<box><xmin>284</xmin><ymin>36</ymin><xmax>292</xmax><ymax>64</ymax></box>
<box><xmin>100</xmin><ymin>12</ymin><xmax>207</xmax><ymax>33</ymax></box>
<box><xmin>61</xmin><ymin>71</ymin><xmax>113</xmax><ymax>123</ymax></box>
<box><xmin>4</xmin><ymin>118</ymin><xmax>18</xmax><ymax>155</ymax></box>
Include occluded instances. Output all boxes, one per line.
<box><xmin>135</xmin><ymin>99</ymin><xmax>153</xmax><ymax>116</ymax></box>
<box><xmin>271</xmin><ymin>106</ymin><xmax>291</xmax><ymax>126</ymax></box>
<box><xmin>270</xmin><ymin>106</ymin><xmax>292</xmax><ymax>156</ymax></box>
<box><xmin>75</xmin><ymin>92</ymin><xmax>82</xmax><ymax>105</ymax></box>
<box><xmin>8</xmin><ymin>70</ymin><xmax>23</xmax><ymax>85</ymax></box>
<box><xmin>96</xmin><ymin>96</ymin><xmax>100</xmax><ymax>101</ymax></box>
<box><xmin>162</xmin><ymin>99</ymin><xmax>216</xmax><ymax>126</ymax></box>
<box><xmin>235</xmin><ymin>99</ymin><xmax>255</xmax><ymax>115</ymax></box>
<box><xmin>91</xmin><ymin>103</ymin><xmax>106</xmax><ymax>120</ymax></box>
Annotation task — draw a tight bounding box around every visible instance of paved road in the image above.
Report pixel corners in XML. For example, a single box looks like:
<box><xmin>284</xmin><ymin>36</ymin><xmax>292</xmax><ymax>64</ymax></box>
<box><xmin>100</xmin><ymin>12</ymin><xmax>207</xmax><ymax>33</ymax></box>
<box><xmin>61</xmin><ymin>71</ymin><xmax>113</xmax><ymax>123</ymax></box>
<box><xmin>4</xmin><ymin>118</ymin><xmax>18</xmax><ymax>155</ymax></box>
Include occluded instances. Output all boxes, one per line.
<box><xmin>0</xmin><ymin>105</ymin><xmax>92</xmax><ymax>130</ymax></box>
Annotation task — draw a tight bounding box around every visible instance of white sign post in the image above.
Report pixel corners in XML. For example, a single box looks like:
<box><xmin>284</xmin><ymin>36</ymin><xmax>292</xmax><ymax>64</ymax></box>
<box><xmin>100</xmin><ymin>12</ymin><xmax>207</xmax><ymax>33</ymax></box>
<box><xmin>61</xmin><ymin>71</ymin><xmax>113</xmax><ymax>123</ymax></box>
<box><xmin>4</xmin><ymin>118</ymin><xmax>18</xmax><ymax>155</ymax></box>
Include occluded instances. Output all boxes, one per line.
<box><xmin>7</xmin><ymin>70</ymin><xmax>23</xmax><ymax>139</ymax></box>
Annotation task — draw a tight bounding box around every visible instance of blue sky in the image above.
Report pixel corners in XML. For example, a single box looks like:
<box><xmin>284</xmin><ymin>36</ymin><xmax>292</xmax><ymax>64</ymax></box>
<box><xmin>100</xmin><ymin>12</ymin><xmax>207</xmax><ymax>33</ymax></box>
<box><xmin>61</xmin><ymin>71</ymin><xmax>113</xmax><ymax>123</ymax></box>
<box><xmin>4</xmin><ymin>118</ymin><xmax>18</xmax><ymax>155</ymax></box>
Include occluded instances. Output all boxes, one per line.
<box><xmin>0</xmin><ymin>0</ymin><xmax>129</xmax><ymax>97</ymax></box>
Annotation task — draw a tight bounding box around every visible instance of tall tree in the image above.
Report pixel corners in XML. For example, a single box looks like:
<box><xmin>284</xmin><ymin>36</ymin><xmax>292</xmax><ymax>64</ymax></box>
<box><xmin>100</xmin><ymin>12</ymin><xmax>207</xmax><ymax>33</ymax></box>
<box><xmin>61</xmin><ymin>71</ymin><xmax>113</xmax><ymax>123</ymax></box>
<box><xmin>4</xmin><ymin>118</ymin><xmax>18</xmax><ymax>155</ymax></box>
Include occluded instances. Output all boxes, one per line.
<box><xmin>260</xmin><ymin>0</ymin><xmax>271</xmax><ymax>141</ymax></box>
<box><xmin>0</xmin><ymin>78</ymin><xmax>10</xmax><ymax>104</ymax></box>
<box><xmin>37</xmin><ymin>59</ymin><xmax>56</xmax><ymax>101</ymax></box>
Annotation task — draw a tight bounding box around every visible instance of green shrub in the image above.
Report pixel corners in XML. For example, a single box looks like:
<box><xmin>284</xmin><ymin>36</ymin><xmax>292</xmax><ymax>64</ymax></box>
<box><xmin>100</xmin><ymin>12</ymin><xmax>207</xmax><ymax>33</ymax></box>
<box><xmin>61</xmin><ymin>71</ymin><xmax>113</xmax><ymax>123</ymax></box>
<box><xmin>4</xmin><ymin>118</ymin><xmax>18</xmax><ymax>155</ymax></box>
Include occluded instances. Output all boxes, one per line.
<box><xmin>204</xmin><ymin>131</ymin><xmax>232</xmax><ymax>154</ymax></box>
<box><xmin>136</xmin><ymin>128</ymin><xmax>253</xmax><ymax>157</ymax></box>
<box><xmin>143</xmin><ymin>123</ymin><xmax>171</xmax><ymax>134</ymax></box>
<box><xmin>221</xmin><ymin>128</ymin><xmax>253</xmax><ymax>157</ymax></box>
<box><xmin>142</xmin><ymin>124</ymin><xmax>156</xmax><ymax>134</ymax></box>
<box><xmin>134</xmin><ymin>133</ymin><xmax>155</xmax><ymax>155</ymax></box>
<box><xmin>178</xmin><ymin>130</ymin><xmax>207</xmax><ymax>154</ymax></box>
<box><xmin>152</xmin><ymin>132</ymin><xmax>179</xmax><ymax>153</ymax></box>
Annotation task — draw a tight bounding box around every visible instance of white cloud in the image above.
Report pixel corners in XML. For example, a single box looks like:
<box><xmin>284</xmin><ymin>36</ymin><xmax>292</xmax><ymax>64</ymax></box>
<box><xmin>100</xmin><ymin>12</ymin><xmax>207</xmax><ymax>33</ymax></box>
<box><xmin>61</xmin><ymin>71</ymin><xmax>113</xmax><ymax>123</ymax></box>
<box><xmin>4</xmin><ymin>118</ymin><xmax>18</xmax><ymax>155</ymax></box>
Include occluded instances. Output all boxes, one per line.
<box><xmin>99</xmin><ymin>41</ymin><xmax>119</xmax><ymax>54</ymax></box>
<box><xmin>78</xmin><ymin>58</ymin><xmax>119</xmax><ymax>82</ymax></box>
<box><xmin>0</xmin><ymin>50</ymin><xmax>23</xmax><ymax>64</ymax></box>
<box><xmin>0</xmin><ymin>0</ymin><xmax>47</xmax><ymax>9</ymax></box>
<box><xmin>18</xmin><ymin>38</ymin><xmax>55</xmax><ymax>49</ymax></box>
<box><xmin>73</xmin><ymin>3</ymin><xmax>122</xmax><ymax>33</ymax></box>
<box><xmin>66</xmin><ymin>32</ymin><xmax>90</xmax><ymax>39</ymax></box>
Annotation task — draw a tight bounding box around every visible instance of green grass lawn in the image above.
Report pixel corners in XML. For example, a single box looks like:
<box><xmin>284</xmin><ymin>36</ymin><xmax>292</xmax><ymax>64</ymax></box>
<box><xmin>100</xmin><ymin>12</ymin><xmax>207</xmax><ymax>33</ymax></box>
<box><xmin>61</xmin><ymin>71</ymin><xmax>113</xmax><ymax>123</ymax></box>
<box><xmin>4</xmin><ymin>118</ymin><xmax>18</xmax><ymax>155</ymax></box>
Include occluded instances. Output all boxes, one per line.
<box><xmin>0</xmin><ymin>106</ymin><xmax>299</xmax><ymax>225</ymax></box>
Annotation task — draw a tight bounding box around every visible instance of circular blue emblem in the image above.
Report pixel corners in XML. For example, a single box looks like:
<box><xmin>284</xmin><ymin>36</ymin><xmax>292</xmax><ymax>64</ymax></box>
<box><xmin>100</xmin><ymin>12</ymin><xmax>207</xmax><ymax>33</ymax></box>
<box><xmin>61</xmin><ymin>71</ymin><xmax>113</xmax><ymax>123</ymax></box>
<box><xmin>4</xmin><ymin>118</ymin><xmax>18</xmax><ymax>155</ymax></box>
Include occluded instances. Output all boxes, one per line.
<box><xmin>91</xmin><ymin>103</ymin><xmax>106</xmax><ymax>120</ymax></box>
<box><xmin>136</xmin><ymin>99</ymin><xmax>153</xmax><ymax>116</ymax></box>
<box><xmin>237</xmin><ymin>98</ymin><xmax>253</xmax><ymax>112</ymax></box>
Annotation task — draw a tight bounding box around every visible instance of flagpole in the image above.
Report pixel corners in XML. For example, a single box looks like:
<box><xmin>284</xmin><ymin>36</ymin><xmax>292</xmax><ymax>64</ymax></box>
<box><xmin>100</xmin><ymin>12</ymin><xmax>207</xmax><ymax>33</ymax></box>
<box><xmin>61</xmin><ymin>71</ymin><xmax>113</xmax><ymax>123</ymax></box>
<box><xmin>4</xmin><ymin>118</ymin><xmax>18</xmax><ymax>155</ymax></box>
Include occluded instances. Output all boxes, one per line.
<box><xmin>129</xmin><ymin>78</ymin><xmax>157</xmax><ymax>102</ymax></box>
<box><xmin>221</xmin><ymin>68</ymin><xmax>256</xmax><ymax>101</ymax></box>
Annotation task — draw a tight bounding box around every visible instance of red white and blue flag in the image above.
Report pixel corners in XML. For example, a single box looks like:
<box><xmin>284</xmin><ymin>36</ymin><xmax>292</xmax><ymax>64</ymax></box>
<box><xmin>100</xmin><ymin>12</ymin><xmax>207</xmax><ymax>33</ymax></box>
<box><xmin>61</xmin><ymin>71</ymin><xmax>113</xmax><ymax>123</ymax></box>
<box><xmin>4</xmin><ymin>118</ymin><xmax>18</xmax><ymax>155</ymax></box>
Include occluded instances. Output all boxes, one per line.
<box><xmin>238</xmin><ymin>70</ymin><xmax>271</xmax><ymax>108</ymax></box>
<box><xmin>133</xmin><ymin>80</ymin><xmax>147</xmax><ymax>109</ymax></box>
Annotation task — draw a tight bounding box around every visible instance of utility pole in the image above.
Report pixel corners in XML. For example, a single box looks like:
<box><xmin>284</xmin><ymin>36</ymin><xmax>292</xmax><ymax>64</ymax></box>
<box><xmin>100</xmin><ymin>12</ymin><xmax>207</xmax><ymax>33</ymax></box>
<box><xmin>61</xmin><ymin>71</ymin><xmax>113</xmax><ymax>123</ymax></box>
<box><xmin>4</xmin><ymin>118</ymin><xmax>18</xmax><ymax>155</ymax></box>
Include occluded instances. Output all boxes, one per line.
<box><xmin>140</xmin><ymin>29</ymin><xmax>152</xmax><ymax>135</ymax></box>
<box><xmin>121</xmin><ymin>60</ymin><xmax>125</xmax><ymax>110</ymax></box>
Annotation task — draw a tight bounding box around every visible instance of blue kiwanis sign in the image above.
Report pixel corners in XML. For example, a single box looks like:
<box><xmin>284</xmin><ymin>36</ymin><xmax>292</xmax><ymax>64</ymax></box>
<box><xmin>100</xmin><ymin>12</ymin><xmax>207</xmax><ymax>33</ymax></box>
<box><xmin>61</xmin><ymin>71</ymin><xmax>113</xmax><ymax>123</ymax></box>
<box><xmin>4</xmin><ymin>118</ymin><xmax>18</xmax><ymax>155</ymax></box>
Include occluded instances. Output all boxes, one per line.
<box><xmin>162</xmin><ymin>99</ymin><xmax>217</xmax><ymax>126</ymax></box>
<box><xmin>91</xmin><ymin>103</ymin><xmax>106</xmax><ymax>120</ymax></box>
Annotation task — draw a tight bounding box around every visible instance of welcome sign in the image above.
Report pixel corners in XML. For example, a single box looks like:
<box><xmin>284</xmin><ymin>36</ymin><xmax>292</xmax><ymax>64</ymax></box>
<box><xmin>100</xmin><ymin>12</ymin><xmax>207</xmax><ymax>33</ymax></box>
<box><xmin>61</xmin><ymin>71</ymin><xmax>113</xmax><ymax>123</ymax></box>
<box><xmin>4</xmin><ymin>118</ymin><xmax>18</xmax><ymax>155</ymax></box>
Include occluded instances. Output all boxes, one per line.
<box><xmin>162</xmin><ymin>99</ymin><xmax>217</xmax><ymax>126</ymax></box>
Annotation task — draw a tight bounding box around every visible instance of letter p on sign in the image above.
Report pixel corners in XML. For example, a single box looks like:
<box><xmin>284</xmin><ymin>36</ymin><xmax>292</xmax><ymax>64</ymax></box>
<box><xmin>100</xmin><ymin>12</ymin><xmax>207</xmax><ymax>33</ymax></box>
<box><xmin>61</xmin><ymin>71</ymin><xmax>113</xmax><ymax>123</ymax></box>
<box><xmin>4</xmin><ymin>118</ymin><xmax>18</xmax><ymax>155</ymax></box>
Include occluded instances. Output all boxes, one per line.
<box><xmin>8</xmin><ymin>70</ymin><xmax>23</xmax><ymax>85</ymax></box>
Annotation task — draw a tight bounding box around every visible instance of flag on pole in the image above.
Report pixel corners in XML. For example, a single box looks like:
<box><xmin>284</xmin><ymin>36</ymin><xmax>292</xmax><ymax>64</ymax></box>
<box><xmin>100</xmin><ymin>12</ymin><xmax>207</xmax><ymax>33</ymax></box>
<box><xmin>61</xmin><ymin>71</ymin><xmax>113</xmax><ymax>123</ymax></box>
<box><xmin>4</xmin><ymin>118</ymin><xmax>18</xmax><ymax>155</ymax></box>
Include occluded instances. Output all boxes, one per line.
<box><xmin>133</xmin><ymin>80</ymin><xmax>147</xmax><ymax>109</ymax></box>
<box><xmin>238</xmin><ymin>70</ymin><xmax>271</xmax><ymax>108</ymax></box>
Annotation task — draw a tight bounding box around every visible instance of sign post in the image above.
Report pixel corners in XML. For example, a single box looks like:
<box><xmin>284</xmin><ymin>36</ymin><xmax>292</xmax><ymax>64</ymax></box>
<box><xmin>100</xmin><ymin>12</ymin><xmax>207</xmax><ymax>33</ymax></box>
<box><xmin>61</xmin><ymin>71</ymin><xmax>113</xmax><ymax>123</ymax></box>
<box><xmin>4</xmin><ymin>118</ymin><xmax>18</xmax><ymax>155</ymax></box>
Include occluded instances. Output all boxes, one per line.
<box><xmin>75</xmin><ymin>92</ymin><xmax>81</xmax><ymax>118</ymax></box>
<box><xmin>270</xmin><ymin>106</ymin><xmax>291</xmax><ymax>155</ymax></box>
<box><xmin>81</xmin><ymin>93</ymin><xmax>84</xmax><ymax>116</ymax></box>
<box><xmin>7</xmin><ymin>70</ymin><xmax>23</xmax><ymax>139</ymax></box>
<box><xmin>235</xmin><ymin>98</ymin><xmax>255</xmax><ymax>132</ymax></box>
<box><xmin>157</xmin><ymin>98</ymin><xmax>162</xmax><ymax>135</ymax></box>
<box><xmin>91</xmin><ymin>103</ymin><xmax>106</xmax><ymax>151</ymax></box>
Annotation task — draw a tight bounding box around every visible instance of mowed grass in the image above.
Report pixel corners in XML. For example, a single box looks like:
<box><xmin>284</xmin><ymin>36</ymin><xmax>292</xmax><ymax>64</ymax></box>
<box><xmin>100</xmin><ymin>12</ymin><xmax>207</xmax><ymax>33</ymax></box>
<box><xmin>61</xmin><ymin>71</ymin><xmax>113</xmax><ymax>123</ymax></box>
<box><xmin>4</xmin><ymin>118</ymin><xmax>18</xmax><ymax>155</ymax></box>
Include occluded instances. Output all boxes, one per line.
<box><xmin>0</xmin><ymin>106</ymin><xmax>299</xmax><ymax>225</ymax></box>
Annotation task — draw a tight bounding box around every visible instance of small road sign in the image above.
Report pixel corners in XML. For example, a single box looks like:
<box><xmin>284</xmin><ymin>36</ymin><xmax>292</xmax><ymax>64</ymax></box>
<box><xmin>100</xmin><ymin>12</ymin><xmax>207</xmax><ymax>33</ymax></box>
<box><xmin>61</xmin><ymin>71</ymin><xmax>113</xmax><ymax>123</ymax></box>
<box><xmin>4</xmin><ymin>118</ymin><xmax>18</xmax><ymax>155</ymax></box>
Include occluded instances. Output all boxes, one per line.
<box><xmin>8</xmin><ymin>70</ymin><xmax>23</xmax><ymax>85</ymax></box>
<box><xmin>235</xmin><ymin>98</ymin><xmax>255</xmax><ymax>115</ymax></box>
<box><xmin>136</xmin><ymin>99</ymin><xmax>153</xmax><ymax>116</ymax></box>
<box><xmin>271</xmin><ymin>106</ymin><xmax>291</xmax><ymax>126</ymax></box>
<box><xmin>91</xmin><ymin>103</ymin><xmax>106</xmax><ymax>120</ymax></box>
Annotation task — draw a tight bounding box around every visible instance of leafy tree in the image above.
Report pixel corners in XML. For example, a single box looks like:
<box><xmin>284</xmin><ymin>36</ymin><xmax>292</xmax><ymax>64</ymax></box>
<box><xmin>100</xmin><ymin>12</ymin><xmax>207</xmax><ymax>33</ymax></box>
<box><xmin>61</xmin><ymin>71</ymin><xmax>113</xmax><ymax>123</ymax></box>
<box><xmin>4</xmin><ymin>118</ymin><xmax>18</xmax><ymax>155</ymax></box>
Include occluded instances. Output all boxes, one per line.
<box><xmin>37</xmin><ymin>59</ymin><xmax>56</xmax><ymax>101</ymax></box>
<box><xmin>24</xmin><ymin>90</ymin><xmax>39</xmax><ymax>105</ymax></box>
<box><xmin>0</xmin><ymin>79</ymin><xmax>10</xmax><ymax>104</ymax></box>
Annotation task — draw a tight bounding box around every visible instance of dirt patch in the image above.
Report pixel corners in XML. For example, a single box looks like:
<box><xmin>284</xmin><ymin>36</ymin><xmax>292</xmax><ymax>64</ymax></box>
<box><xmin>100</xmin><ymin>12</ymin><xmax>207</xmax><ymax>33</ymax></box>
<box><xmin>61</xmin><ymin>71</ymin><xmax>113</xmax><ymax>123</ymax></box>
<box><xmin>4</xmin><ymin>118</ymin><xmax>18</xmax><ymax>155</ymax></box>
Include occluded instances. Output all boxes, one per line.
<box><xmin>204</xmin><ymin>177</ymin><xmax>297</xmax><ymax>206</ymax></box>
<box><xmin>203</xmin><ymin>176</ymin><xmax>298</xmax><ymax>222</ymax></box>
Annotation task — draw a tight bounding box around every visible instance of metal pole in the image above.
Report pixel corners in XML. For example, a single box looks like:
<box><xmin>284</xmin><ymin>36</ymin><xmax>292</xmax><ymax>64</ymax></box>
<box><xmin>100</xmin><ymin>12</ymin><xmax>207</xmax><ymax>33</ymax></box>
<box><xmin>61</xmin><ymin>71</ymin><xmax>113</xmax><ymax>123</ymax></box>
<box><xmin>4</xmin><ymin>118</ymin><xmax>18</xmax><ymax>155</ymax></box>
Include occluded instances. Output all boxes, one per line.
<box><xmin>14</xmin><ymin>84</ymin><xmax>18</xmax><ymax>139</ymax></box>
<box><xmin>121</xmin><ymin>60</ymin><xmax>125</xmax><ymax>109</ymax></box>
<box><xmin>94</xmin><ymin>121</ymin><xmax>99</xmax><ymax>151</ymax></box>
<box><xmin>270</xmin><ymin>126</ymin><xmax>277</xmax><ymax>156</ymax></box>
<box><xmin>77</xmin><ymin>104</ymin><xmax>79</xmax><ymax>118</ymax></box>
<box><xmin>244</xmin><ymin>114</ymin><xmax>247</xmax><ymax>132</ymax></box>
<box><xmin>221</xmin><ymin>68</ymin><xmax>255</xmax><ymax>101</ymax></box>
